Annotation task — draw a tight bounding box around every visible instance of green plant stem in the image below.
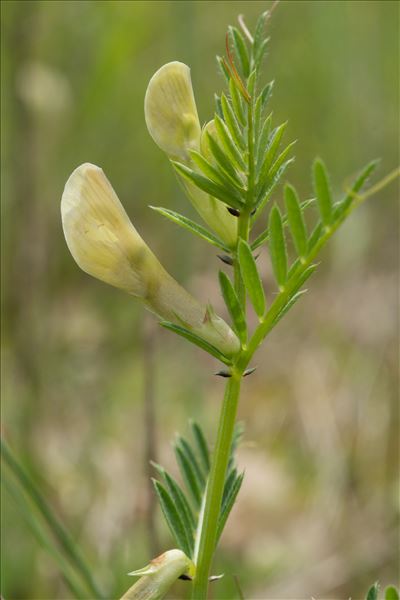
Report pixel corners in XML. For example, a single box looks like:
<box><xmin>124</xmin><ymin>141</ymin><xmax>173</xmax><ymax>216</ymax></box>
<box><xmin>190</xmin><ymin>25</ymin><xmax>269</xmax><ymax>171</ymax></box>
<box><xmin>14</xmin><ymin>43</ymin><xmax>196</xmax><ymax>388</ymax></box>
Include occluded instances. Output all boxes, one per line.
<box><xmin>0</xmin><ymin>438</ymin><xmax>103</xmax><ymax>599</ymax></box>
<box><xmin>190</xmin><ymin>372</ymin><xmax>242</xmax><ymax>600</ymax></box>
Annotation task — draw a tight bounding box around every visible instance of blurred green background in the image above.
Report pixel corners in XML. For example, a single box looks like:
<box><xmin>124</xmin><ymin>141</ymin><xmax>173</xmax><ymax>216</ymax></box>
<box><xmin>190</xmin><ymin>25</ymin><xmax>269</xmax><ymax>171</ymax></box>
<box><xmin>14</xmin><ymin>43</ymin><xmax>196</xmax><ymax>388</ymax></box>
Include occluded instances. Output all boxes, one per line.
<box><xmin>1</xmin><ymin>1</ymin><xmax>398</xmax><ymax>598</ymax></box>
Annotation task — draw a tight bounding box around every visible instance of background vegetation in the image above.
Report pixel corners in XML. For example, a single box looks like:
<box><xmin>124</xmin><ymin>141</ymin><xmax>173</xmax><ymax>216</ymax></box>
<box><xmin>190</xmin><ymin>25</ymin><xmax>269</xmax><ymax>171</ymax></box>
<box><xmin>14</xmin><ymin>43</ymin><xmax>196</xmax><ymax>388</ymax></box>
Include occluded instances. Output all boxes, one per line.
<box><xmin>1</xmin><ymin>1</ymin><xmax>398</xmax><ymax>598</ymax></box>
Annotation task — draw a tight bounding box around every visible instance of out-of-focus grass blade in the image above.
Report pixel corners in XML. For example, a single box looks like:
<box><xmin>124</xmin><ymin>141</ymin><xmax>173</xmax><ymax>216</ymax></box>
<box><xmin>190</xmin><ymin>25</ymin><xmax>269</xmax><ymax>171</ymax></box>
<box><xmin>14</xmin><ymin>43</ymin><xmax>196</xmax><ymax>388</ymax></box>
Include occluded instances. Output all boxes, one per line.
<box><xmin>2</xmin><ymin>471</ymin><xmax>88</xmax><ymax>599</ymax></box>
<box><xmin>150</xmin><ymin>207</ymin><xmax>229</xmax><ymax>252</ymax></box>
<box><xmin>269</xmin><ymin>205</ymin><xmax>288</xmax><ymax>289</ymax></box>
<box><xmin>313</xmin><ymin>158</ymin><xmax>333</xmax><ymax>226</ymax></box>
<box><xmin>238</xmin><ymin>239</ymin><xmax>266</xmax><ymax>318</ymax></box>
<box><xmin>218</xmin><ymin>270</ymin><xmax>247</xmax><ymax>344</ymax></box>
<box><xmin>153</xmin><ymin>479</ymin><xmax>193</xmax><ymax>558</ymax></box>
<box><xmin>0</xmin><ymin>438</ymin><xmax>103</xmax><ymax>599</ymax></box>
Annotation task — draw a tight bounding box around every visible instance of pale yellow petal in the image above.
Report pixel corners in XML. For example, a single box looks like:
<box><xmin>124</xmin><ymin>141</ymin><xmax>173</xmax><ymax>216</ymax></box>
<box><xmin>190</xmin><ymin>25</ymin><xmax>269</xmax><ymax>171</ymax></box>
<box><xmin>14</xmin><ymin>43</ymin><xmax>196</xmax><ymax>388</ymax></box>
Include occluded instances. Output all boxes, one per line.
<box><xmin>145</xmin><ymin>61</ymin><xmax>201</xmax><ymax>161</ymax></box>
<box><xmin>61</xmin><ymin>163</ymin><xmax>148</xmax><ymax>295</ymax></box>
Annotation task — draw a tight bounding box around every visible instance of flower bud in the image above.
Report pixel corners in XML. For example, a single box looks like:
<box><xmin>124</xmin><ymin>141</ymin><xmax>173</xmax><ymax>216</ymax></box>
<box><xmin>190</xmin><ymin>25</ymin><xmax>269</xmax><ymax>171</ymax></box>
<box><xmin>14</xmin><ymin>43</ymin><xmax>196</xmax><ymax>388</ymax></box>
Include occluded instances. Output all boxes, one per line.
<box><xmin>144</xmin><ymin>62</ymin><xmax>237</xmax><ymax>248</ymax></box>
<box><xmin>121</xmin><ymin>549</ymin><xmax>195</xmax><ymax>600</ymax></box>
<box><xmin>61</xmin><ymin>163</ymin><xmax>240</xmax><ymax>357</ymax></box>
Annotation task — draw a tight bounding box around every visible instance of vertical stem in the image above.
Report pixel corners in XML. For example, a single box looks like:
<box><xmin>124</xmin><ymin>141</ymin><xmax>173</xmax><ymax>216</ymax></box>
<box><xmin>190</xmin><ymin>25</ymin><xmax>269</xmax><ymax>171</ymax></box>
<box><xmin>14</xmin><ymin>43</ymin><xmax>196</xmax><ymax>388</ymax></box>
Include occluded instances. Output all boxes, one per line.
<box><xmin>191</xmin><ymin>373</ymin><xmax>242</xmax><ymax>600</ymax></box>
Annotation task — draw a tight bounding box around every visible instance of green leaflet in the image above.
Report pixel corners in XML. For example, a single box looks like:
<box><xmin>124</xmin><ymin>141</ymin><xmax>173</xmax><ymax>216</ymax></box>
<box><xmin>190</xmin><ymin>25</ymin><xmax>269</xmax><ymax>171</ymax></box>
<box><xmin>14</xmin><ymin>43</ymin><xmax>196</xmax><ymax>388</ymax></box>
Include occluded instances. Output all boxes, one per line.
<box><xmin>238</xmin><ymin>239</ymin><xmax>266</xmax><ymax>318</ymax></box>
<box><xmin>218</xmin><ymin>270</ymin><xmax>247</xmax><ymax>344</ymax></box>
<box><xmin>259</xmin><ymin>80</ymin><xmax>274</xmax><ymax>110</ymax></box>
<box><xmin>257</xmin><ymin>122</ymin><xmax>287</xmax><ymax>190</ymax></box>
<box><xmin>255</xmin><ymin>112</ymin><xmax>272</xmax><ymax>170</ymax></box>
<box><xmin>175</xmin><ymin>435</ymin><xmax>206</xmax><ymax>490</ymax></box>
<box><xmin>159</xmin><ymin>322</ymin><xmax>232</xmax><ymax>365</ymax></box>
<box><xmin>366</xmin><ymin>583</ymin><xmax>380</xmax><ymax>600</ymax></box>
<box><xmin>149</xmin><ymin>206</ymin><xmax>230</xmax><ymax>252</ymax></box>
<box><xmin>334</xmin><ymin>159</ymin><xmax>379</xmax><ymax>219</ymax></box>
<box><xmin>385</xmin><ymin>586</ymin><xmax>400</xmax><ymax>600</ymax></box>
<box><xmin>190</xmin><ymin>149</ymin><xmax>244</xmax><ymax>195</ymax></box>
<box><xmin>252</xmin><ymin>198</ymin><xmax>314</xmax><ymax>251</ymax></box>
<box><xmin>216</xmin><ymin>55</ymin><xmax>230</xmax><ymax>83</ymax></box>
<box><xmin>229</xmin><ymin>78</ymin><xmax>245</xmax><ymax>126</ymax></box>
<box><xmin>269</xmin><ymin>204</ymin><xmax>288</xmax><ymax>289</ymax></box>
<box><xmin>220</xmin><ymin>93</ymin><xmax>245</xmax><ymax>151</ymax></box>
<box><xmin>284</xmin><ymin>184</ymin><xmax>308</xmax><ymax>259</ymax></box>
<box><xmin>204</xmin><ymin>134</ymin><xmax>244</xmax><ymax>187</ymax></box>
<box><xmin>171</xmin><ymin>161</ymin><xmax>244</xmax><ymax>209</ymax></box>
<box><xmin>228</xmin><ymin>26</ymin><xmax>250</xmax><ymax>78</ymax></box>
<box><xmin>214</xmin><ymin>113</ymin><xmax>247</xmax><ymax>172</ymax></box>
<box><xmin>216</xmin><ymin>472</ymin><xmax>244</xmax><ymax>542</ymax></box>
<box><xmin>313</xmin><ymin>158</ymin><xmax>333</xmax><ymax>226</ymax></box>
<box><xmin>152</xmin><ymin>462</ymin><xmax>196</xmax><ymax>532</ymax></box>
<box><xmin>152</xmin><ymin>480</ymin><xmax>193</xmax><ymax>558</ymax></box>
<box><xmin>190</xmin><ymin>420</ymin><xmax>210</xmax><ymax>474</ymax></box>
<box><xmin>174</xmin><ymin>444</ymin><xmax>202</xmax><ymax>508</ymax></box>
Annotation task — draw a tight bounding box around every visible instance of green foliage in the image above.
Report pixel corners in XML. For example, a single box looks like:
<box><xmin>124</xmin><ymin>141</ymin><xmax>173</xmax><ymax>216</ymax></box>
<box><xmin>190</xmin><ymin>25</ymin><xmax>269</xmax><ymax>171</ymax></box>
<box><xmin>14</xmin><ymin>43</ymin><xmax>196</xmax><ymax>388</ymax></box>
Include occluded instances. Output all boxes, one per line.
<box><xmin>385</xmin><ymin>586</ymin><xmax>400</xmax><ymax>600</ymax></box>
<box><xmin>218</xmin><ymin>270</ymin><xmax>247</xmax><ymax>344</ymax></box>
<box><xmin>149</xmin><ymin>206</ymin><xmax>229</xmax><ymax>252</ymax></box>
<box><xmin>152</xmin><ymin>422</ymin><xmax>244</xmax><ymax>561</ymax></box>
<box><xmin>238</xmin><ymin>240</ymin><xmax>266</xmax><ymax>318</ymax></box>
<box><xmin>367</xmin><ymin>582</ymin><xmax>380</xmax><ymax>600</ymax></box>
<box><xmin>159</xmin><ymin>321</ymin><xmax>232</xmax><ymax>365</ymax></box>
<box><xmin>1</xmin><ymin>439</ymin><xmax>103</xmax><ymax>599</ymax></box>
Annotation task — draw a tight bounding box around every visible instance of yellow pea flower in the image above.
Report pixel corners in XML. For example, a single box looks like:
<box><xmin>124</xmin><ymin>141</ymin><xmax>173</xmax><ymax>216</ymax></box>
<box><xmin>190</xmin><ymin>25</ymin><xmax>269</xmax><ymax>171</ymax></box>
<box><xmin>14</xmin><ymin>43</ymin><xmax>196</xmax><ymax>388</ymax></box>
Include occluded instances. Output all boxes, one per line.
<box><xmin>61</xmin><ymin>163</ymin><xmax>239</xmax><ymax>357</ymax></box>
<box><xmin>144</xmin><ymin>62</ymin><xmax>237</xmax><ymax>248</ymax></box>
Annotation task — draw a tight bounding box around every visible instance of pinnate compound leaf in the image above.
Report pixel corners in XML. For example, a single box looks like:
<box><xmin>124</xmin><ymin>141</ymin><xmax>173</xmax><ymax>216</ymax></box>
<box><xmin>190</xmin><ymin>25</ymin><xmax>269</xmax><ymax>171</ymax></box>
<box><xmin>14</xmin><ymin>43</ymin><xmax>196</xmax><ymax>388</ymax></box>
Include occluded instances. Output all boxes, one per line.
<box><xmin>284</xmin><ymin>184</ymin><xmax>308</xmax><ymax>259</ymax></box>
<box><xmin>160</xmin><ymin>322</ymin><xmax>232</xmax><ymax>365</ymax></box>
<box><xmin>172</xmin><ymin>161</ymin><xmax>244</xmax><ymax>209</ymax></box>
<box><xmin>269</xmin><ymin>205</ymin><xmax>288</xmax><ymax>289</ymax></box>
<box><xmin>150</xmin><ymin>207</ymin><xmax>229</xmax><ymax>252</ymax></box>
<box><xmin>153</xmin><ymin>480</ymin><xmax>193</xmax><ymax>558</ymax></box>
<box><xmin>238</xmin><ymin>239</ymin><xmax>266</xmax><ymax>318</ymax></box>
<box><xmin>218</xmin><ymin>271</ymin><xmax>247</xmax><ymax>343</ymax></box>
<box><xmin>313</xmin><ymin>158</ymin><xmax>333</xmax><ymax>226</ymax></box>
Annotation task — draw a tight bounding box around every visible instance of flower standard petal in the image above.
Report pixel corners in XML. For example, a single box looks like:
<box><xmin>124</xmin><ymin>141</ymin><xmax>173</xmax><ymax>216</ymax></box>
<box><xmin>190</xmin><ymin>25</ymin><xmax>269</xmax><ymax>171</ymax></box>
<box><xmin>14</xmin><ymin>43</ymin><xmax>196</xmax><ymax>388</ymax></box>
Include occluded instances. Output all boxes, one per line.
<box><xmin>61</xmin><ymin>164</ymin><xmax>240</xmax><ymax>357</ymax></box>
<box><xmin>144</xmin><ymin>62</ymin><xmax>201</xmax><ymax>162</ymax></box>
